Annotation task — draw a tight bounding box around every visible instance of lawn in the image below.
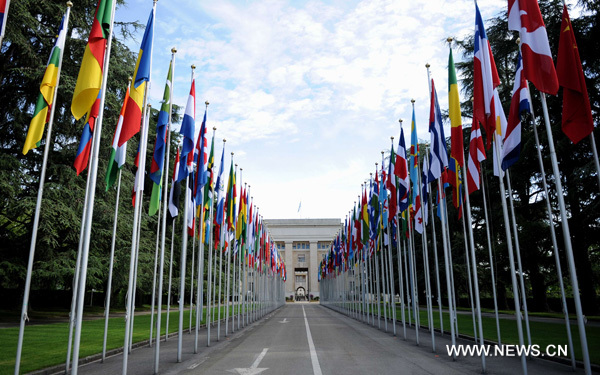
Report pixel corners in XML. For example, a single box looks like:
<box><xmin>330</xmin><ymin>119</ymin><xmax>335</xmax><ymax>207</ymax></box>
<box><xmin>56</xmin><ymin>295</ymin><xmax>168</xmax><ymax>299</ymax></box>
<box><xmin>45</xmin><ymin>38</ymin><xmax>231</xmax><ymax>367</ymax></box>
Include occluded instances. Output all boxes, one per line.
<box><xmin>0</xmin><ymin>304</ymin><xmax>253</xmax><ymax>374</ymax></box>
<box><xmin>338</xmin><ymin>302</ymin><xmax>600</xmax><ymax>366</ymax></box>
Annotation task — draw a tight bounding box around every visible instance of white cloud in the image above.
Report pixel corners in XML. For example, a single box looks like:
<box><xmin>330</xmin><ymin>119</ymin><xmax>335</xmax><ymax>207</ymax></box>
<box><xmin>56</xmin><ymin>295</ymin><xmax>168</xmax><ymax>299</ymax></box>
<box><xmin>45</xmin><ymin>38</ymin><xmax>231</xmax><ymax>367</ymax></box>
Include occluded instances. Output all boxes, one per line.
<box><xmin>117</xmin><ymin>0</ymin><xmax>508</xmax><ymax>219</ymax></box>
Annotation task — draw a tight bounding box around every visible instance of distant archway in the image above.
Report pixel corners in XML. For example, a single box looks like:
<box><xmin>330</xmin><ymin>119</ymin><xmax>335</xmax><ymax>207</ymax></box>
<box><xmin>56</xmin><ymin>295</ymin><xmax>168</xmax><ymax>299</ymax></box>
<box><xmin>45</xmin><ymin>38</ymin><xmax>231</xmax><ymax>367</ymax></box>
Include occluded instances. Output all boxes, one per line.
<box><xmin>295</xmin><ymin>286</ymin><xmax>306</xmax><ymax>301</ymax></box>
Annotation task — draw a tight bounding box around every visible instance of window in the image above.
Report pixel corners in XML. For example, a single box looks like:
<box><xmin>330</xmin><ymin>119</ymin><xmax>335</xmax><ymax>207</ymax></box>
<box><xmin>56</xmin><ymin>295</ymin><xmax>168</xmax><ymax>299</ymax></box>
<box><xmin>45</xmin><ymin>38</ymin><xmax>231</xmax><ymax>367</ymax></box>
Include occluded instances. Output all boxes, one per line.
<box><xmin>296</xmin><ymin>275</ymin><xmax>306</xmax><ymax>283</ymax></box>
<box><xmin>298</xmin><ymin>254</ymin><xmax>305</xmax><ymax>263</ymax></box>
<box><xmin>293</xmin><ymin>242</ymin><xmax>309</xmax><ymax>250</ymax></box>
<box><xmin>277</xmin><ymin>242</ymin><xmax>285</xmax><ymax>250</ymax></box>
<box><xmin>317</xmin><ymin>242</ymin><xmax>330</xmax><ymax>250</ymax></box>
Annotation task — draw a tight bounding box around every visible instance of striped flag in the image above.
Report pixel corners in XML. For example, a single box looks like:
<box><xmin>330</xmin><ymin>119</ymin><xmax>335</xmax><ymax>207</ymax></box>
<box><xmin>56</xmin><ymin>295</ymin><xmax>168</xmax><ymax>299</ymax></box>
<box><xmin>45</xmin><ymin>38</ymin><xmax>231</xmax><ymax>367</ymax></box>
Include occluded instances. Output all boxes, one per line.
<box><xmin>194</xmin><ymin>108</ymin><xmax>208</xmax><ymax>204</ymax></box>
<box><xmin>167</xmin><ymin>148</ymin><xmax>181</xmax><ymax>222</ymax></box>
<box><xmin>119</xmin><ymin>8</ymin><xmax>154</xmax><ymax>146</ymax></box>
<box><xmin>448</xmin><ymin>46</ymin><xmax>464</xmax><ymax>213</ymax></box>
<box><xmin>508</xmin><ymin>0</ymin><xmax>558</xmax><ymax>95</ymax></box>
<box><xmin>71</xmin><ymin>0</ymin><xmax>114</xmax><ymax>120</ymax></box>
<box><xmin>428</xmin><ymin>79</ymin><xmax>448</xmax><ymax>181</ymax></box>
<box><xmin>23</xmin><ymin>12</ymin><xmax>68</xmax><ymax>155</ymax></box>
<box><xmin>0</xmin><ymin>0</ymin><xmax>10</xmax><ymax>42</ymax></box>
<box><xmin>387</xmin><ymin>141</ymin><xmax>398</xmax><ymax>221</ymax></box>
<box><xmin>149</xmin><ymin>61</ymin><xmax>172</xmax><ymax>185</ymax></box>
<box><xmin>502</xmin><ymin>52</ymin><xmax>529</xmax><ymax>171</ymax></box>
<box><xmin>467</xmin><ymin>118</ymin><xmax>486</xmax><ymax>195</ymax></box>
<box><xmin>178</xmin><ymin>80</ymin><xmax>196</xmax><ymax>181</ymax></box>
<box><xmin>74</xmin><ymin>92</ymin><xmax>101</xmax><ymax>175</ymax></box>
<box><xmin>105</xmin><ymin>85</ymin><xmax>129</xmax><ymax>190</ymax></box>
<box><xmin>409</xmin><ymin>107</ymin><xmax>419</xmax><ymax>207</ymax></box>
<box><xmin>473</xmin><ymin>2</ymin><xmax>502</xmax><ymax>148</ymax></box>
<box><xmin>395</xmin><ymin>127</ymin><xmax>410</xmax><ymax>213</ymax></box>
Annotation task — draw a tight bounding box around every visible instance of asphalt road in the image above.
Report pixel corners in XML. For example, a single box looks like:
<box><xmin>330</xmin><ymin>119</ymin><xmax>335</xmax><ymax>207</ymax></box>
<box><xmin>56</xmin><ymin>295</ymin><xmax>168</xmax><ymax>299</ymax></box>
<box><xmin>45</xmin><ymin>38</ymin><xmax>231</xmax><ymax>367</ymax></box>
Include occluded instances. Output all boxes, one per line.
<box><xmin>71</xmin><ymin>303</ymin><xmax>592</xmax><ymax>375</ymax></box>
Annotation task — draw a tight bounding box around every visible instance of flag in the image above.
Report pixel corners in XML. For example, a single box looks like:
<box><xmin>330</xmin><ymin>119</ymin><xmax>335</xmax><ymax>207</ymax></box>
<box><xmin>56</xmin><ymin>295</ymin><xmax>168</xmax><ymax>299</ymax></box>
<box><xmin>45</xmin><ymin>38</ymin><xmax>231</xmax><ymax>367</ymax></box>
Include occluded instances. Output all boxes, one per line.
<box><xmin>71</xmin><ymin>0</ymin><xmax>114</xmax><ymax>120</ymax></box>
<box><xmin>448</xmin><ymin>47</ymin><xmax>464</xmax><ymax>168</ymax></box>
<box><xmin>167</xmin><ymin>148</ymin><xmax>181</xmax><ymax>222</ymax></box>
<box><xmin>105</xmin><ymin>85</ymin><xmax>129</xmax><ymax>190</ymax></box>
<box><xmin>428</xmin><ymin>79</ymin><xmax>448</xmax><ymax>181</ymax></box>
<box><xmin>202</xmin><ymin>131</ymin><xmax>215</xmax><ymax>244</ymax></box>
<box><xmin>0</xmin><ymin>0</ymin><xmax>10</xmax><ymax>41</ymax></box>
<box><xmin>149</xmin><ymin>61</ymin><xmax>172</xmax><ymax>185</ymax></box>
<box><xmin>149</xmin><ymin>181</ymin><xmax>161</xmax><ymax>216</ymax></box>
<box><xmin>502</xmin><ymin>52</ymin><xmax>530</xmax><ymax>171</ymax></box>
<box><xmin>194</xmin><ymin>108</ymin><xmax>208</xmax><ymax>203</ymax></box>
<box><xmin>387</xmin><ymin>141</ymin><xmax>398</xmax><ymax>221</ymax></box>
<box><xmin>508</xmin><ymin>0</ymin><xmax>558</xmax><ymax>95</ymax></box>
<box><xmin>395</xmin><ymin>127</ymin><xmax>409</xmax><ymax>213</ymax></box>
<box><xmin>448</xmin><ymin>46</ymin><xmax>464</xmax><ymax>213</ymax></box>
<box><xmin>186</xmin><ymin>174</ymin><xmax>195</xmax><ymax>236</ymax></box>
<box><xmin>214</xmin><ymin>146</ymin><xmax>226</xmax><ymax>248</ymax></box>
<box><xmin>23</xmin><ymin>13</ymin><xmax>67</xmax><ymax>155</ymax></box>
<box><xmin>73</xmin><ymin>92</ymin><xmax>101</xmax><ymax>175</ymax></box>
<box><xmin>368</xmin><ymin>172</ymin><xmax>379</xmax><ymax>241</ymax></box>
<box><xmin>422</xmin><ymin>156</ymin><xmax>429</xmax><ymax>226</ymax></box>
<box><xmin>225</xmin><ymin>160</ymin><xmax>236</xmax><ymax>231</ymax></box>
<box><xmin>119</xmin><ymin>8</ymin><xmax>154</xmax><ymax>146</ymax></box>
<box><xmin>409</xmin><ymin>107</ymin><xmax>419</xmax><ymax>206</ymax></box>
<box><xmin>178</xmin><ymin>80</ymin><xmax>196</xmax><ymax>181</ymax></box>
<box><xmin>473</xmin><ymin>2</ymin><xmax>502</xmax><ymax>148</ymax></box>
<box><xmin>556</xmin><ymin>4</ymin><xmax>594</xmax><ymax>144</ymax></box>
<box><xmin>467</xmin><ymin>118</ymin><xmax>486</xmax><ymax>194</ymax></box>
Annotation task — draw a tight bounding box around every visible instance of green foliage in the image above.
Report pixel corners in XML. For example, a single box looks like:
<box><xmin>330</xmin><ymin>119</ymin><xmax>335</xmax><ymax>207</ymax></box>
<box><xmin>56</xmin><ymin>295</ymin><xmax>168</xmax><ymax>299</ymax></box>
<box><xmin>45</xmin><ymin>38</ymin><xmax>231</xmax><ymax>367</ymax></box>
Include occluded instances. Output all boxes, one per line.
<box><xmin>446</xmin><ymin>0</ymin><xmax>600</xmax><ymax>314</ymax></box>
<box><xmin>0</xmin><ymin>0</ymin><xmax>186</xmax><ymax>310</ymax></box>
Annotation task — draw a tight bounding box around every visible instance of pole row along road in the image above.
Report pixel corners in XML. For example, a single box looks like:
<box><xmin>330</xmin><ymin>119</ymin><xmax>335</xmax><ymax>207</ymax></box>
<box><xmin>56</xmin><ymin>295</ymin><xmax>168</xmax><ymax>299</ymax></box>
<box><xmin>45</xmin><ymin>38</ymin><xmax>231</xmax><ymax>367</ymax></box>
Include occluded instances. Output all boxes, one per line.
<box><xmin>73</xmin><ymin>303</ymin><xmax>583</xmax><ymax>375</ymax></box>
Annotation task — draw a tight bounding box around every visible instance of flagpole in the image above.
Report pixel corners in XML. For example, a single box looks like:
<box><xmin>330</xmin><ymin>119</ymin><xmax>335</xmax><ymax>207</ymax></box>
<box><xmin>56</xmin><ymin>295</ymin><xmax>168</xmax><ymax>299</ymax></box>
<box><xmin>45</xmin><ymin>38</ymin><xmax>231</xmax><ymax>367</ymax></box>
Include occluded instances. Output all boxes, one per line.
<box><xmin>492</xmin><ymin>132</ymin><xmax>528</xmax><ymax>375</ymax></box>
<box><xmin>539</xmin><ymin>92</ymin><xmax>591</xmax><ymax>375</ymax></box>
<box><xmin>462</xmin><ymin>161</ymin><xmax>486</xmax><ymax>371</ymax></box>
<box><xmin>150</xmin><ymin>199</ymin><xmax>161</xmax><ymax>346</ymax></box>
<box><xmin>206</xmin><ymin>138</ymin><xmax>217</xmax><ymax>346</ymax></box>
<box><xmin>427</xmin><ymin>164</ymin><xmax>443</xmax><ymax>336</ymax></box>
<box><xmin>66</xmin><ymin>119</ymin><xmax>95</xmax><ymax>375</ymax></box>
<box><xmin>0</xmin><ymin>0</ymin><xmax>11</xmax><ymax>47</ymax></box>
<box><xmin>195</xmin><ymin>114</ymin><xmax>209</xmax><ymax>352</ymax></box>
<box><xmin>426</xmin><ymin>63</ymin><xmax>456</xmax><ymax>357</ymax></box>
<box><xmin>129</xmin><ymin>125</ymin><xmax>147</xmax><ymax>355</ymax></box>
<box><xmin>103</xmin><ymin>168</ymin><xmax>122</xmax><ymax>361</ymax></box>
<box><xmin>177</xmin><ymin>63</ymin><xmax>195</xmax><ymax>362</ymax></box>
<box><xmin>189</xmin><ymin>203</ymin><xmax>196</xmax><ymax>334</ymax></box>
<box><xmin>505</xmin><ymin>170</ymin><xmax>532</xmax><ymax>346</ymax></box>
<box><xmin>154</xmin><ymin>46</ymin><xmax>176</xmax><ymax>374</ymax></box>
<box><xmin>527</xmin><ymin>81</ymin><xmax>576</xmax><ymax>369</ymax></box>
<box><xmin>419</xmin><ymin>151</ymin><xmax>435</xmax><ymax>351</ymax></box>
<box><xmin>14</xmin><ymin>4</ymin><xmax>72</xmax><ymax>374</ymax></box>
<box><xmin>165</xmin><ymin>221</ymin><xmax>175</xmax><ymax>341</ymax></box>
<box><xmin>70</xmin><ymin>0</ymin><xmax>117</xmax><ymax>371</ymax></box>
<box><xmin>479</xmin><ymin>166</ymin><xmax>501</xmax><ymax>344</ymax></box>
<box><xmin>225</xmin><ymin>162</ymin><xmax>236</xmax><ymax>337</ymax></box>
<box><xmin>460</xmin><ymin>205</ymin><xmax>478</xmax><ymax>342</ymax></box>
<box><xmin>395</xmin><ymin>222</ymin><xmax>406</xmax><ymax>339</ymax></box>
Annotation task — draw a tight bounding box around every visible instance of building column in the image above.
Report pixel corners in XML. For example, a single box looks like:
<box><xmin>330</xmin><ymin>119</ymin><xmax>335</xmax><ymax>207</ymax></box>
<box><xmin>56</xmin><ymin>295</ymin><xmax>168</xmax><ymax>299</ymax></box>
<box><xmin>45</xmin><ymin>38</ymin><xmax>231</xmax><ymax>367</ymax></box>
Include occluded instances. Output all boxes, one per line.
<box><xmin>285</xmin><ymin>241</ymin><xmax>293</xmax><ymax>298</ymax></box>
<box><xmin>309</xmin><ymin>241</ymin><xmax>318</xmax><ymax>299</ymax></box>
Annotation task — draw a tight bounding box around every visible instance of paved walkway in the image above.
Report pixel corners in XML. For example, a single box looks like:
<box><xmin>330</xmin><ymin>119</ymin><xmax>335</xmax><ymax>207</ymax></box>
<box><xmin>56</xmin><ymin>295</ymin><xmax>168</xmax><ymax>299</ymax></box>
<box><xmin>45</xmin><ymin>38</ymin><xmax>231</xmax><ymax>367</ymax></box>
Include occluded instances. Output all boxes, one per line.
<box><xmin>32</xmin><ymin>303</ymin><xmax>597</xmax><ymax>375</ymax></box>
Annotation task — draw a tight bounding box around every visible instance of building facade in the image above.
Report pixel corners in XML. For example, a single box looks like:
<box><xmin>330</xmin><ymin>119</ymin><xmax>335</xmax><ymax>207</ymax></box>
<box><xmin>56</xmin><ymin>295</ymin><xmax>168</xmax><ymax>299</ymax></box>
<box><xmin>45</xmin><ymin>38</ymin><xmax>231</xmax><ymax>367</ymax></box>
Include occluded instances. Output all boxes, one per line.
<box><xmin>264</xmin><ymin>218</ymin><xmax>341</xmax><ymax>300</ymax></box>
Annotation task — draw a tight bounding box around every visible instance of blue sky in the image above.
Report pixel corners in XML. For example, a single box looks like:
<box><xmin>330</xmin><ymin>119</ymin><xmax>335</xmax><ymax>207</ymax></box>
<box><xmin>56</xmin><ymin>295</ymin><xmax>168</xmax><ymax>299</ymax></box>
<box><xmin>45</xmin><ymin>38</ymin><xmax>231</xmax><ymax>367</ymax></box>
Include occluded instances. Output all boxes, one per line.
<box><xmin>114</xmin><ymin>0</ymin><xmax>509</xmax><ymax>220</ymax></box>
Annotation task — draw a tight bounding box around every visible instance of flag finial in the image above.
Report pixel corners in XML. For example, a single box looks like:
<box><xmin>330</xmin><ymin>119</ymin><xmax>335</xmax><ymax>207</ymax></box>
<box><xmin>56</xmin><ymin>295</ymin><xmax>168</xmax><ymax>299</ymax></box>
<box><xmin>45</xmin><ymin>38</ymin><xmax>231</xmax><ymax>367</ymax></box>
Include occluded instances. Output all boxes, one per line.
<box><xmin>205</xmin><ymin>101</ymin><xmax>209</xmax><ymax>106</ymax></box>
<box><xmin>128</xmin><ymin>76</ymin><xmax>132</xmax><ymax>83</ymax></box>
<box><xmin>66</xmin><ymin>1</ymin><xmax>73</xmax><ymax>7</ymax></box>
<box><xmin>191</xmin><ymin>64</ymin><xmax>196</xmax><ymax>70</ymax></box>
<box><xmin>391</xmin><ymin>136</ymin><xmax>394</xmax><ymax>141</ymax></box>
<box><xmin>171</xmin><ymin>47</ymin><xmax>177</xmax><ymax>53</ymax></box>
<box><xmin>213</xmin><ymin>126</ymin><xmax>217</xmax><ymax>131</ymax></box>
<box><xmin>516</xmin><ymin>37</ymin><xmax>520</xmax><ymax>45</ymax></box>
<box><xmin>447</xmin><ymin>37</ymin><xmax>453</xmax><ymax>45</ymax></box>
<box><xmin>425</xmin><ymin>63</ymin><xmax>430</xmax><ymax>68</ymax></box>
<box><xmin>411</xmin><ymin>99</ymin><xmax>415</xmax><ymax>104</ymax></box>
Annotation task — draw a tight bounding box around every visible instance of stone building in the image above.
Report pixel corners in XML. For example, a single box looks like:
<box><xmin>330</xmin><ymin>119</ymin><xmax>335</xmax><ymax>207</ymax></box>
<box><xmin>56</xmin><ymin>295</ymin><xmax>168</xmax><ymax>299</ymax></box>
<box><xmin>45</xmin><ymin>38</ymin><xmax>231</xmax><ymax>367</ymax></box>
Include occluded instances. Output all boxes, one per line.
<box><xmin>264</xmin><ymin>218</ymin><xmax>341</xmax><ymax>300</ymax></box>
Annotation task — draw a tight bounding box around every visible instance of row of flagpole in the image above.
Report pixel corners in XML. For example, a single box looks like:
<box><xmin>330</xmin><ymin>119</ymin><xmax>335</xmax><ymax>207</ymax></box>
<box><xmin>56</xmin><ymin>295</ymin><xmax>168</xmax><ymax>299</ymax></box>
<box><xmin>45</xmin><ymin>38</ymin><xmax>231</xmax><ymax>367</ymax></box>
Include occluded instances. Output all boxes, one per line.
<box><xmin>319</xmin><ymin>1</ymin><xmax>596</xmax><ymax>375</ymax></box>
<box><xmin>13</xmin><ymin>1</ymin><xmax>287</xmax><ymax>374</ymax></box>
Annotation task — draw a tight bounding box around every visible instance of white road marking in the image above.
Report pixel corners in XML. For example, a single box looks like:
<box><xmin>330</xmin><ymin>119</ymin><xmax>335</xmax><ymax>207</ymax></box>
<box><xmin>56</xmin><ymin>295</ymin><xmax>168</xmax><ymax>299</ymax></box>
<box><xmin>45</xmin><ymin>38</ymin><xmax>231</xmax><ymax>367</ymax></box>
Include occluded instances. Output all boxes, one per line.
<box><xmin>228</xmin><ymin>348</ymin><xmax>269</xmax><ymax>375</ymax></box>
<box><xmin>302</xmin><ymin>305</ymin><xmax>323</xmax><ymax>375</ymax></box>
<box><xmin>279</xmin><ymin>318</ymin><xmax>288</xmax><ymax>323</ymax></box>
